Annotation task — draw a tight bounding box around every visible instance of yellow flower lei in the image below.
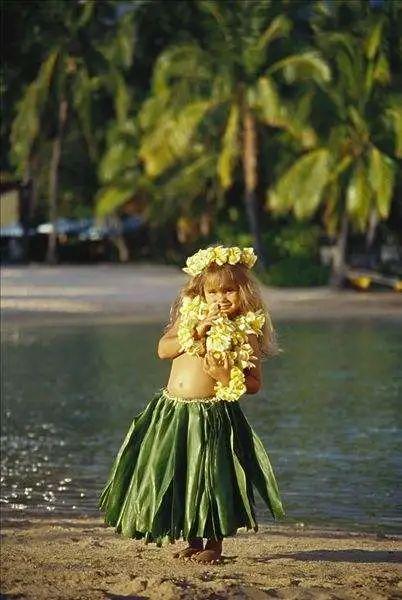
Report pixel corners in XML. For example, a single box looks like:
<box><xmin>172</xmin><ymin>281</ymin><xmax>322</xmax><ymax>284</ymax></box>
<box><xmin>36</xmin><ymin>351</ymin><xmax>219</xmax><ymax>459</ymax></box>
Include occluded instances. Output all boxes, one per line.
<box><xmin>182</xmin><ymin>245</ymin><xmax>257</xmax><ymax>277</ymax></box>
<box><xmin>177</xmin><ymin>295</ymin><xmax>265</xmax><ymax>401</ymax></box>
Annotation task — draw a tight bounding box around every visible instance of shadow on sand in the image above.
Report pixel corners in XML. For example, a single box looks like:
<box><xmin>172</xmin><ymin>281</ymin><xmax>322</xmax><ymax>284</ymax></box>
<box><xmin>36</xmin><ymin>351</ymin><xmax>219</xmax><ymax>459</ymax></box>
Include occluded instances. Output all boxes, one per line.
<box><xmin>253</xmin><ymin>549</ymin><xmax>402</xmax><ymax>564</ymax></box>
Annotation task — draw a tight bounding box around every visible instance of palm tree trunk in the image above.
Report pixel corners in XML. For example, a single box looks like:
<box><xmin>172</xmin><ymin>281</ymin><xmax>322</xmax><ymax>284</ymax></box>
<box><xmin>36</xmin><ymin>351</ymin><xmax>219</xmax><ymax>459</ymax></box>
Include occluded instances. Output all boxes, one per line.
<box><xmin>241</xmin><ymin>104</ymin><xmax>266</xmax><ymax>267</ymax></box>
<box><xmin>107</xmin><ymin>216</ymin><xmax>130</xmax><ymax>262</ymax></box>
<box><xmin>113</xmin><ymin>235</ymin><xmax>130</xmax><ymax>262</ymax></box>
<box><xmin>365</xmin><ymin>209</ymin><xmax>379</xmax><ymax>268</ymax></box>
<box><xmin>330</xmin><ymin>212</ymin><xmax>349</xmax><ymax>288</ymax></box>
<box><xmin>46</xmin><ymin>97</ymin><xmax>68</xmax><ymax>264</ymax></box>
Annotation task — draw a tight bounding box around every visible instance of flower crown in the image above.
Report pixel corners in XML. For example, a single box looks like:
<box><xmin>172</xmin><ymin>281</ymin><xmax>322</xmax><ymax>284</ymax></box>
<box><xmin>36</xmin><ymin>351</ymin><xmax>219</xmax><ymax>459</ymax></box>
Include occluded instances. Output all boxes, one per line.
<box><xmin>182</xmin><ymin>245</ymin><xmax>258</xmax><ymax>277</ymax></box>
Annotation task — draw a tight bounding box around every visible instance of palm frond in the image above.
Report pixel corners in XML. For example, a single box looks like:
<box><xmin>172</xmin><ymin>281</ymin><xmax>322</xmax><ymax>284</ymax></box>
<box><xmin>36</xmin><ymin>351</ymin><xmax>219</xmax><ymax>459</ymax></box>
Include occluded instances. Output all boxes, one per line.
<box><xmin>315</xmin><ymin>31</ymin><xmax>356</xmax><ymax>61</ymax></box>
<box><xmin>10</xmin><ymin>49</ymin><xmax>59</xmax><ymax>172</ymax></box>
<box><xmin>266</xmin><ymin>51</ymin><xmax>331</xmax><ymax>85</ymax></box>
<box><xmin>346</xmin><ymin>161</ymin><xmax>371</xmax><ymax>231</ymax></box>
<box><xmin>139</xmin><ymin>100</ymin><xmax>212</xmax><ymax>177</ymax></box>
<box><xmin>368</xmin><ymin>146</ymin><xmax>395</xmax><ymax>219</ymax></box>
<box><xmin>101</xmin><ymin>11</ymin><xmax>135</xmax><ymax>70</ymax></box>
<box><xmin>95</xmin><ymin>184</ymin><xmax>135</xmax><ymax>218</ymax></box>
<box><xmin>373</xmin><ymin>53</ymin><xmax>391</xmax><ymax>85</ymax></box>
<box><xmin>267</xmin><ymin>148</ymin><xmax>330</xmax><ymax>219</ymax></box>
<box><xmin>364</xmin><ymin>17</ymin><xmax>386</xmax><ymax>60</ymax></box>
<box><xmin>150</xmin><ymin>154</ymin><xmax>216</xmax><ymax>223</ymax></box>
<box><xmin>198</xmin><ymin>0</ymin><xmax>231</xmax><ymax>43</ymax></box>
<box><xmin>98</xmin><ymin>139</ymin><xmax>137</xmax><ymax>185</ymax></box>
<box><xmin>256</xmin><ymin>14</ymin><xmax>292</xmax><ymax>51</ymax></box>
<box><xmin>152</xmin><ymin>44</ymin><xmax>212</xmax><ymax>97</ymax></box>
<box><xmin>250</xmin><ymin>76</ymin><xmax>287</xmax><ymax>127</ymax></box>
<box><xmin>77</xmin><ymin>0</ymin><xmax>96</xmax><ymax>29</ymax></box>
<box><xmin>251</xmin><ymin>78</ymin><xmax>317</xmax><ymax>147</ymax></box>
<box><xmin>385</xmin><ymin>101</ymin><xmax>402</xmax><ymax>158</ymax></box>
<box><xmin>217</xmin><ymin>103</ymin><xmax>240</xmax><ymax>189</ymax></box>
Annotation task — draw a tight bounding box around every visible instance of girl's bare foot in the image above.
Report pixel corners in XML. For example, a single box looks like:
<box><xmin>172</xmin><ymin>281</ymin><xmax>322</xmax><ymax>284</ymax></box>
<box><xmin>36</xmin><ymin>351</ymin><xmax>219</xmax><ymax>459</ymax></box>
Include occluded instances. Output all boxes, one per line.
<box><xmin>173</xmin><ymin>537</ymin><xmax>203</xmax><ymax>560</ymax></box>
<box><xmin>191</xmin><ymin>538</ymin><xmax>222</xmax><ymax>564</ymax></box>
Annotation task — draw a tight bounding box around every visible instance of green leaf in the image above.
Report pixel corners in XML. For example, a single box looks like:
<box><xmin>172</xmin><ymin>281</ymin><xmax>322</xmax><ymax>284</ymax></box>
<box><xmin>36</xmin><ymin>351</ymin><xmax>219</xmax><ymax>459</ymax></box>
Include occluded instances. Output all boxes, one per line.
<box><xmin>139</xmin><ymin>93</ymin><xmax>170</xmax><ymax>130</ymax></box>
<box><xmin>160</xmin><ymin>155</ymin><xmax>215</xmax><ymax>204</ymax></box>
<box><xmin>327</xmin><ymin>155</ymin><xmax>353</xmax><ymax>183</ymax></box>
<box><xmin>316</xmin><ymin>32</ymin><xmax>356</xmax><ymax>60</ymax></box>
<box><xmin>368</xmin><ymin>146</ymin><xmax>395</xmax><ymax>219</ymax></box>
<box><xmin>346</xmin><ymin>162</ymin><xmax>371</xmax><ymax>231</ymax></box>
<box><xmin>266</xmin><ymin>51</ymin><xmax>331</xmax><ymax>85</ymax></box>
<box><xmin>364</xmin><ymin>18</ymin><xmax>385</xmax><ymax>60</ymax></box>
<box><xmin>139</xmin><ymin>116</ymin><xmax>177</xmax><ymax>178</ymax></box>
<box><xmin>373</xmin><ymin>53</ymin><xmax>391</xmax><ymax>85</ymax></box>
<box><xmin>217</xmin><ymin>103</ymin><xmax>240</xmax><ymax>189</ymax></box>
<box><xmin>347</xmin><ymin>107</ymin><xmax>369</xmax><ymax>139</ymax></box>
<box><xmin>104</xmin><ymin>12</ymin><xmax>135</xmax><ymax>70</ymax></box>
<box><xmin>257</xmin><ymin>15</ymin><xmax>292</xmax><ymax>51</ymax></box>
<box><xmin>95</xmin><ymin>185</ymin><xmax>134</xmax><ymax>217</ymax></box>
<box><xmin>77</xmin><ymin>0</ymin><xmax>95</xmax><ymax>29</ymax></box>
<box><xmin>198</xmin><ymin>0</ymin><xmax>231</xmax><ymax>42</ymax></box>
<box><xmin>139</xmin><ymin>100</ymin><xmax>212</xmax><ymax>177</ymax></box>
<box><xmin>114</xmin><ymin>72</ymin><xmax>131</xmax><ymax>125</ymax></box>
<box><xmin>267</xmin><ymin>149</ymin><xmax>330</xmax><ymax>219</ymax></box>
<box><xmin>149</xmin><ymin>155</ymin><xmax>216</xmax><ymax>223</ymax></box>
<box><xmin>10</xmin><ymin>49</ymin><xmax>59</xmax><ymax>171</ymax></box>
<box><xmin>152</xmin><ymin>44</ymin><xmax>211</xmax><ymax>97</ymax></box>
<box><xmin>385</xmin><ymin>102</ymin><xmax>402</xmax><ymax>158</ymax></box>
<box><xmin>334</xmin><ymin>49</ymin><xmax>361</xmax><ymax>101</ymax></box>
<box><xmin>250</xmin><ymin>77</ymin><xmax>286</xmax><ymax>127</ymax></box>
<box><xmin>98</xmin><ymin>141</ymin><xmax>137</xmax><ymax>184</ymax></box>
<box><xmin>172</xmin><ymin>101</ymin><xmax>212</xmax><ymax>154</ymax></box>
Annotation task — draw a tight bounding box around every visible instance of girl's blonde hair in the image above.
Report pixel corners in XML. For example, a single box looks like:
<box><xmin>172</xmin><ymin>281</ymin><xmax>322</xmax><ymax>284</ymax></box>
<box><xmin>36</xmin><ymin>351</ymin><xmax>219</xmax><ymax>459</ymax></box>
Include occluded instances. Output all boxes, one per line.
<box><xmin>164</xmin><ymin>254</ymin><xmax>280</xmax><ymax>360</ymax></box>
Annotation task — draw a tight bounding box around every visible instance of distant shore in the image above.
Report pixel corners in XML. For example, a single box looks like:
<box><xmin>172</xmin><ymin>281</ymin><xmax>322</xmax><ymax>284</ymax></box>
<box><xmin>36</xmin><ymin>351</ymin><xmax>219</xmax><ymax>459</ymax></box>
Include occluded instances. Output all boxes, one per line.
<box><xmin>2</xmin><ymin>264</ymin><xmax>402</xmax><ymax>329</ymax></box>
<box><xmin>2</xmin><ymin>517</ymin><xmax>401</xmax><ymax>600</ymax></box>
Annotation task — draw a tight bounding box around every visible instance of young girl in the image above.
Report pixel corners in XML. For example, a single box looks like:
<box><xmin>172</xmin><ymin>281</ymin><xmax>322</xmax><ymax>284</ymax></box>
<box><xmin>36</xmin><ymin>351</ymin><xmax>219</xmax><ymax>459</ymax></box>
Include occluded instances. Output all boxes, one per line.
<box><xmin>98</xmin><ymin>245</ymin><xmax>285</xmax><ymax>564</ymax></box>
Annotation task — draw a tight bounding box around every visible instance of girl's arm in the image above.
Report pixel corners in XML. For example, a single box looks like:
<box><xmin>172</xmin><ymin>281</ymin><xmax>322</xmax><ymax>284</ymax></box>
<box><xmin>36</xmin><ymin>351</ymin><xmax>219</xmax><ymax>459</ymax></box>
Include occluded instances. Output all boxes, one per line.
<box><xmin>157</xmin><ymin>318</ymin><xmax>184</xmax><ymax>360</ymax></box>
<box><xmin>244</xmin><ymin>334</ymin><xmax>262</xmax><ymax>394</ymax></box>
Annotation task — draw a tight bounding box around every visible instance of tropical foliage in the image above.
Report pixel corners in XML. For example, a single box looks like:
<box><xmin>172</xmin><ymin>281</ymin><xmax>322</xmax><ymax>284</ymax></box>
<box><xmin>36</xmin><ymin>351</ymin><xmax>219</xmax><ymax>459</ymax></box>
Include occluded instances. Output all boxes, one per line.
<box><xmin>267</xmin><ymin>2</ymin><xmax>401</xmax><ymax>282</ymax></box>
<box><xmin>8</xmin><ymin>1</ymin><xmax>135</xmax><ymax>261</ymax></box>
<box><xmin>136</xmin><ymin>0</ymin><xmax>331</xmax><ymax>265</ymax></box>
<box><xmin>3</xmin><ymin>0</ymin><xmax>401</xmax><ymax>284</ymax></box>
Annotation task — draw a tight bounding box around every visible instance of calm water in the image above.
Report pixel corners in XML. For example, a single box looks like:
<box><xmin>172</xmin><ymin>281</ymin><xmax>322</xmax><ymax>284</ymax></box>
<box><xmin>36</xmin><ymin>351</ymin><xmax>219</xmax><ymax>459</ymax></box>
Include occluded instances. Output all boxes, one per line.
<box><xmin>1</xmin><ymin>320</ymin><xmax>401</xmax><ymax>535</ymax></box>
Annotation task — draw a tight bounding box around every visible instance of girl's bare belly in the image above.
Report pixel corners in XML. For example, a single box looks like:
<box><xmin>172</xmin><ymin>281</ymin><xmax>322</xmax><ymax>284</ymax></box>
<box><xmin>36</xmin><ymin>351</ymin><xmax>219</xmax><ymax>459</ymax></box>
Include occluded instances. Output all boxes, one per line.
<box><xmin>166</xmin><ymin>353</ymin><xmax>216</xmax><ymax>398</ymax></box>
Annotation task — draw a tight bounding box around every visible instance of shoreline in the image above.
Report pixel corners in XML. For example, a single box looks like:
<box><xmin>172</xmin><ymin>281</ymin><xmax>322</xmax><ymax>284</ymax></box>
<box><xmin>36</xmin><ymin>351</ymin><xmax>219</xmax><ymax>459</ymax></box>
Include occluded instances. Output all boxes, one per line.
<box><xmin>3</xmin><ymin>307</ymin><xmax>402</xmax><ymax>332</ymax></box>
<box><xmin>2</xmin><ymin>517</ymin><xmax>401</xmax><ymax>599</ymax></box>
<box><xmin>2</xmin><ymin>264</ymin><xmax>402</xmax><ymax>329</ymax></box>
<box><xmin>2</xmin><ymin>514</ymin><xmax>401</xmax><ymax>540</ymax></box>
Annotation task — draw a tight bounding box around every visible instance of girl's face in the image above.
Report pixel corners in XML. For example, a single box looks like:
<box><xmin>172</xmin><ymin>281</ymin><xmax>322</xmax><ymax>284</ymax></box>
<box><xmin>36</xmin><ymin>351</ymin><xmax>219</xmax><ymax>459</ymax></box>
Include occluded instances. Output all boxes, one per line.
<box><xmin>203</xmin><ymin>278</ymin><xmax>241</xmax><ymax>318</ymax></box>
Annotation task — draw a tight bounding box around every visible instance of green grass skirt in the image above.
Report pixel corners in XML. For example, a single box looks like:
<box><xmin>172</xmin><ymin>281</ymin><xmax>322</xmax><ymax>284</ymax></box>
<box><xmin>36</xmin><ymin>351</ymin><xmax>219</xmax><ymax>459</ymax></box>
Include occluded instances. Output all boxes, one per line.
<box><xmin>98</xmin><ymin>387</ymin><xmax>285</xmax><ymax>546</ymax></box>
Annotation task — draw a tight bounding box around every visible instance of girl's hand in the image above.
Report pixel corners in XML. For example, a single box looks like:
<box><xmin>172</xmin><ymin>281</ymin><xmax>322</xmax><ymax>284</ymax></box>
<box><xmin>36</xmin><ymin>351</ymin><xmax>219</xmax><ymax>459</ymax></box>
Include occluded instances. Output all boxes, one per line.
<box><xmin>202</xmin><ymin>352</ymin><xmax>232</xmax><ymax>385</ymax></box>
<box><xmin>195</xmin><ymin>303</ymin><xmax>221</xmax><ymax>339</ymax></box>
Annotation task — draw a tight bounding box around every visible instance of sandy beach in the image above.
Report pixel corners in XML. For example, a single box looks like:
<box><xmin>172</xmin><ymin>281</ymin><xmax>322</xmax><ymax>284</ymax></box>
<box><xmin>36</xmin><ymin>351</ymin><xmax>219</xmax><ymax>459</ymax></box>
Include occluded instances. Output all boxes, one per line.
<box><xmin>2</xmin><ymin>264</ymin><xmax>402</xmax><ymax>329</ymax></box>
<box><xmin>1</xmin><ymin>517</ymin><xmax>401</xmax><ymax>600</ymax></box>
<box><xmin>2</xmin><ymin>264</ymin><xmax>402</xmax><ymax>599</ymax></box>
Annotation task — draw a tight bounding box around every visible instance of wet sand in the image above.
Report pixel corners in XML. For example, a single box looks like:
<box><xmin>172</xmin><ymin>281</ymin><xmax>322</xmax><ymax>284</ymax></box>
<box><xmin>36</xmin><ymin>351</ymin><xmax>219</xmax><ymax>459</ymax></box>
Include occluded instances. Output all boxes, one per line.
<box><xmin>2</xmin><ymin>264</ymin><xmax>402</xmax><ymax>328</ymax></box>
<box><xmin>1</xmin><ymin>518</ymin><xmax>401</xmax><ymax>599</ymax></box>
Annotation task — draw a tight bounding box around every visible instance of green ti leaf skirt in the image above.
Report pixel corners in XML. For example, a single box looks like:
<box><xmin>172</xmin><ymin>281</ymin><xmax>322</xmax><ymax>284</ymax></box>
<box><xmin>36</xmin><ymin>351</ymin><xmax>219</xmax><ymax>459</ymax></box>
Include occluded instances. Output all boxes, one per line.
<box><xmin>98</xmin><ymin>387</ymin><xmax>285</xmax><ymax>546</ymax></box>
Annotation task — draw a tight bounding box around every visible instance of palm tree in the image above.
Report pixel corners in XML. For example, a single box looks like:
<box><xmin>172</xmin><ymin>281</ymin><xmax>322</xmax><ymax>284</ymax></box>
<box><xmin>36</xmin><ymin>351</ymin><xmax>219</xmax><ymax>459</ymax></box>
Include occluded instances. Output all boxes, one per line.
<box><xmin>10</xmin><ymin>1</ymin><xmax>134</xmax><ymax>263</ymax></box>
<box><xmin>267</xmin><ymin>8</ymin><xmax>401</xmax><ymax>286</ymax></box>
<box><xmin>136</xmin><ymin>0</ymin><xmax>330</xmax><ymax>266</ymax></box>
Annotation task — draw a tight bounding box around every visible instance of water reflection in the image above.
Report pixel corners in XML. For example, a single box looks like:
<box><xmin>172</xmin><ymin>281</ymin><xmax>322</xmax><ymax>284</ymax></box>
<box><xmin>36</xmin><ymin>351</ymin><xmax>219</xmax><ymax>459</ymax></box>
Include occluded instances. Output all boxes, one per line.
<box><xmin>1</xmin><ymin>320</ymin><xmax>401</xmax><ymax>534</ymax></box>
